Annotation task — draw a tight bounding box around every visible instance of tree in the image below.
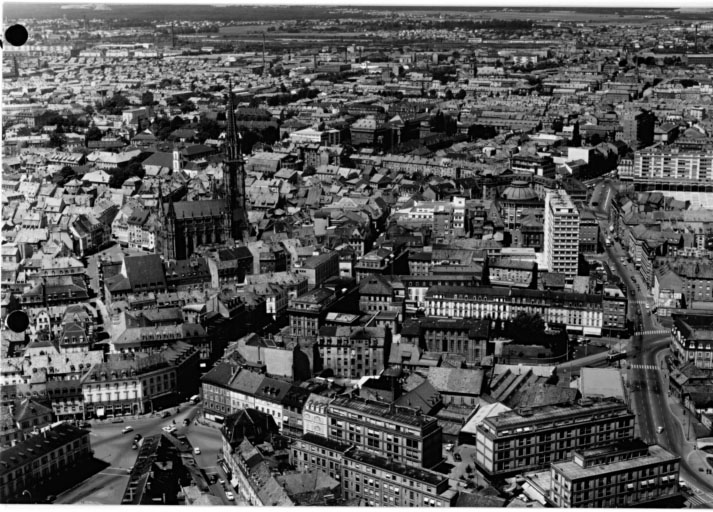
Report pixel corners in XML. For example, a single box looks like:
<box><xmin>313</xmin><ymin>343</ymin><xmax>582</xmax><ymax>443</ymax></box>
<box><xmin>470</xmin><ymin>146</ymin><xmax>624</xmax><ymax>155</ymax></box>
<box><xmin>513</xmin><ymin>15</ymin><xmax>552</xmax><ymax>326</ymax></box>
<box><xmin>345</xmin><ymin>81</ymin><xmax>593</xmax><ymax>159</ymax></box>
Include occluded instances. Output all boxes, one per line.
<box><xmin>141</xmin><ymin>91</ymin><xmax>154</xmax><ymax>106</ymax></box>
<box><xmin>49</xmin><ymin>131</ymin><xmax>66</xmax><ymax>148</ymax></box>
<box><xmin>467</xmin><ymin>124</ymin><xmax>497</xmax><ymax>141</ymax></box>
<box><xmin>456</xmin><ymin>89</ymin><xmax>467</xmax><ymax>100</ymax></box>
<box><xmin>180</xmin><ymin>101</ymin><xmax>196</xmax><ymax>114</ymax></box>
<box><xmin>85</xmin><ymin>125</ymin><xmax>103</xmax><ymax>143</ymax></box>
<box><xmin>445</xmin><ymin>89</ymin><xmax>454</xmax><ymax>100</ymax></box>
<box><xmin>102</xmin><ymin>93</ymin><xmax>130</xmax><ymax>115</ymax></box>
<box><xmin>52</xmin><ymin>165</ymin><xmax>77</xmax><ymax>186</ymax></box>
<box><xmin>17</xmin><ymin>126</ymin><xmax>32</xmax><ymax>137</ymax></box>
<box><xmin>195</xmin><ymin>118</ymin><xmax>220</xmax><ymax>142</ymax></box>
<box><xmin>507</xmin><ymin>311</ymin><xmax>546</xmax><ymax>345</ymax></box>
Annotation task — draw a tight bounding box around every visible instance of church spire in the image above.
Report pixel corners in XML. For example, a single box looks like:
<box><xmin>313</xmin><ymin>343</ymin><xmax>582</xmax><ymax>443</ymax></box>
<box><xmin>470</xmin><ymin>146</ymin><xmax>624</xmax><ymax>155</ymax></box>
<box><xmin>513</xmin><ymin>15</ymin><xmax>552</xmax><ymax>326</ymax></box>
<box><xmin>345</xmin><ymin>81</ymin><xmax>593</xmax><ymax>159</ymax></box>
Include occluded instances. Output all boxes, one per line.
<box><xmin>225</xmin><ymin>78</ymin><xmax>241</xmax><ymax>162</ymax></box>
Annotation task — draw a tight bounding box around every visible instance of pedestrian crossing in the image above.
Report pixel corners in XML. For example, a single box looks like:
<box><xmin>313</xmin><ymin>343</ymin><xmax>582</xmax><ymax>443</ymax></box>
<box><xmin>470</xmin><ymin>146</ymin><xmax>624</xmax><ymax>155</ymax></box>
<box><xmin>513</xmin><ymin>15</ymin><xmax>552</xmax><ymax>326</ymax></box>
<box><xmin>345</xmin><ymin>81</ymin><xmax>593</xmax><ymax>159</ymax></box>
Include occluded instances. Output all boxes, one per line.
<box><xmin>629</xmin><ymin>364</ymin><xmax>660</xmax><ymax>371</ymax></box>
<box><xmin>634</xmin><ymin>329</ymin><xmax>670</xmax><ymax>336</ymax></box>
<box><xmin>688</xmin><ymin>494</ymin><xmax>713</xmax><ymax>507</ymax></box>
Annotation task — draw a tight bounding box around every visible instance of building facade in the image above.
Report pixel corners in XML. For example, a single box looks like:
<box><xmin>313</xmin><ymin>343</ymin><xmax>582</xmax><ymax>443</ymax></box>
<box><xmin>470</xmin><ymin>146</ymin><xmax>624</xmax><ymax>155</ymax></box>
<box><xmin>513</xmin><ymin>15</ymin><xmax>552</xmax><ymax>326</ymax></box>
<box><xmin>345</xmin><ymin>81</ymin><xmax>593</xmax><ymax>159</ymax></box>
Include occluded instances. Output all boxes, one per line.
<box><xmin>544</xmin><ymin>189</ymin><xmax>580</xmax><ymax>282</ymax></box>
<box><xmin>474</xmin><ymin>400</ymin><xmax>636</xmax><ymax>477</ymax></box>
<box><xmin>547</xmin><ymin>441</ymin><xmax>680</xmax><ymax>508</ymax></box>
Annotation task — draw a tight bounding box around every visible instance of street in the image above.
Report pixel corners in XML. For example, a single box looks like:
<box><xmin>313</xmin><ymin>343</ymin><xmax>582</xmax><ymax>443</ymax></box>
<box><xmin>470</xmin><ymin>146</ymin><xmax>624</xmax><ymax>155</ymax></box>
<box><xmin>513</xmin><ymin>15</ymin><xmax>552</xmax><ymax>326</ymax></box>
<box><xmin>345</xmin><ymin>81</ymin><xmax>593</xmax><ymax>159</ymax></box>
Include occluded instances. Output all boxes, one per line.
<box><xmin>601</xmin><ymin>233</ymin><xmax>713</xmax><ymax>500</ymax></box>
<box><xmin>55</xmin><ymin>402</ymin><xmax>237</xmax><ymax>505</ymax></box>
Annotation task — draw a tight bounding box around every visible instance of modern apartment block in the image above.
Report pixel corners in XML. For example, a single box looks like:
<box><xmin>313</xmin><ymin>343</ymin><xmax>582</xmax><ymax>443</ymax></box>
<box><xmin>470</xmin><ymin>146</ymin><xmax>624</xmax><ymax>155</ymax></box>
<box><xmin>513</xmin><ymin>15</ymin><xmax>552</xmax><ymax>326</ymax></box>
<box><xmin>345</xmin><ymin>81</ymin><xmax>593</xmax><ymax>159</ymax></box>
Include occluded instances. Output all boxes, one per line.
<box><xmin>474</xmin><ymin>400</ymin><xmax>636</xmax><ymax>477</ymax></box>
<box><xmin>634</xmin><ymin>146</ymin><xmax>713</xmax><ymax>182</ymax></box>
<box><xmin>547</xmin><ymin>440</ymin><xmax>680</xmax><ymax>508</ymax></box>
<box><xmin>327</xmin><ymin>396</ymin><xmax>443</xmax><ymax>469</ymax></box>
<box><xmin>544</xmin><ymin>189</ymin><xmax>580</xmax><ymax>282</ymax></box>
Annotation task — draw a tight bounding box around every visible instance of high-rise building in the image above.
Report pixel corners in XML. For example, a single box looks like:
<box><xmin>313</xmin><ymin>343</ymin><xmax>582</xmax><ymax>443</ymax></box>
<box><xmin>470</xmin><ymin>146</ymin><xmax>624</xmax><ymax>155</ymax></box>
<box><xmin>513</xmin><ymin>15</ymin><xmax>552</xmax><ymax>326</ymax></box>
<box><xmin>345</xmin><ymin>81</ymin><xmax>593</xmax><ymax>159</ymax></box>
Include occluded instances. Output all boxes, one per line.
<box><xmin>621</xmin><ymin>109</ymin><xmax>655</xmax><ymax>149</ymax></box>
<box><xmin>544</xmin><ymin>189</ymin><xmax>580</xmax><ymax>282</ymax></box>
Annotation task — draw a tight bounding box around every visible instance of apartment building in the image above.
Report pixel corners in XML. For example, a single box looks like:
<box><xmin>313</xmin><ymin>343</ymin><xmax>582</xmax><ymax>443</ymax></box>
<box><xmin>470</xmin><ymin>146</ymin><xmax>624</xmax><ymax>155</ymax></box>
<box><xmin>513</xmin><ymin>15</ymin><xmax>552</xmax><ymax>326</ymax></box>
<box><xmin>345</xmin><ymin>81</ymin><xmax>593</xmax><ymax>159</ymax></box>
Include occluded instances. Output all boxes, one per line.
<box><xmin>288</xmin><ymin>287</ymin><xmax>339</xmax><ymax>338</ymax></box>
<box><xmin>621</xmin><ymin>109</ymin><xmax>656</xmax><ymax>149</ymax></box>
<box><xmin>327</xmin><ymin>396</ymin><xmax>443</xmax><ymax>469</ymax></box>
<box><xmin>317</xmin><ymin>325</ymin><xmax>392</xmax><ymax>379</ymax></box>
<box><xmin>634</xmin><ymin>147</ymin><xmax>713</xmax><ymax>182</ymax></box>
<box><xmin>291</xmin><ymin>432</ymin><xmax>352</xmax><ymax>482</ymax></box>
<box><xmin>290</xmin><ymin>433</ymin><xmax>457</xmax><ymax>507</ymax></box>
<box><xmin>670</xmin><ymin>312</ymin><xmax>713</xmax><ymax>369</ymax></box>
<box><xmin>474</xmin><ymin>400</ymin><xmax>636</xmax><ymax>477</ymax></box>
<box><xmin>602</xmin><ymin>285</ymin><xmax>629</xmax><ymax>336</ymax></box>
<box><xmin>544</xmin><ymin>189</ymin><xmax>580</xmax><ymax>281</ymax></box>
<box><xmin>547</xmin><ymin>441</ymin><xmax>680</xmax><ymax>508</ymax></box>
<box><xmin>342</xmin><ymin>449</ymin><xmax>456</xmax><ymax>507</ymax></box>
<box><xmin>0</xmin><ymin>423</ymin><xmax>92</xmax><ymax>503</ymax></box>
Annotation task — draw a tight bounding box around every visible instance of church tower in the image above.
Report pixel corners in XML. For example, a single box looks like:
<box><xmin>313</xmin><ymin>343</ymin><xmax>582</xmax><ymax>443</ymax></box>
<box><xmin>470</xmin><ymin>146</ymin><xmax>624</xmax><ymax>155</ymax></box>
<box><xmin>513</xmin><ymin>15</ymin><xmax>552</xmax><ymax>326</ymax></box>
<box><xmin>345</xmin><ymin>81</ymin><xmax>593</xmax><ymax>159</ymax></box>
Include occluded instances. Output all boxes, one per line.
<box><xmin>223</xmin><ymin>79</ymin><xmax>249</xmax><ymax>241</ymax></box>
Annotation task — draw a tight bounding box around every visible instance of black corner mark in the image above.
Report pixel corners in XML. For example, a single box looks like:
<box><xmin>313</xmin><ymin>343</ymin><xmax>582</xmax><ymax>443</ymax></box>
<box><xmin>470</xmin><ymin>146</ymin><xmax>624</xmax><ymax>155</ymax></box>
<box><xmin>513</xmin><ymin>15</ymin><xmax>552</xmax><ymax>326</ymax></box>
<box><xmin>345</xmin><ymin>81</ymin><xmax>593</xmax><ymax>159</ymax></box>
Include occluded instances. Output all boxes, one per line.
<box><xmin>5</xmin><ymin>24</ymin><xmax>29</xmax><ymax>47</ymax></box>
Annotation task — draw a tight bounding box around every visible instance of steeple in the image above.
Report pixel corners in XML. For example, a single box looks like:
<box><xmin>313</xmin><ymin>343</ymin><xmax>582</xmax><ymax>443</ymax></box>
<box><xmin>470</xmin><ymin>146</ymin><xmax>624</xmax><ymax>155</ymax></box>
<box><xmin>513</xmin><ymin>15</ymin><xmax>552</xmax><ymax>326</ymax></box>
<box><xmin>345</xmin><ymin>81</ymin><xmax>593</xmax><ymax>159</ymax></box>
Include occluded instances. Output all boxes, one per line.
<box><xmin>158</xmin><ymin>182</ymin><xmax>165</xmax><ymax>218</ymax></box>
<box><xmin>225</xmin><ymin>78</ymin><xmax>241</xmax><ymax>163</ymax></box>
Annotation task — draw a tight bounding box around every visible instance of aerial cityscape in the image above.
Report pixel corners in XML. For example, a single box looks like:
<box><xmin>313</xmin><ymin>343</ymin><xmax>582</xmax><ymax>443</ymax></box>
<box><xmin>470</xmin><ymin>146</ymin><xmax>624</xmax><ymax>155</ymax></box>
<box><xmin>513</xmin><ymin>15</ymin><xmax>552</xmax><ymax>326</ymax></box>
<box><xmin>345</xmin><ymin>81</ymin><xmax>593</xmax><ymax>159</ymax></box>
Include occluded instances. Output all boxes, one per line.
<box><xmin>2</xmin><ymin>2</ymin><xmax>713</xmax><ymax>507</ymax></box>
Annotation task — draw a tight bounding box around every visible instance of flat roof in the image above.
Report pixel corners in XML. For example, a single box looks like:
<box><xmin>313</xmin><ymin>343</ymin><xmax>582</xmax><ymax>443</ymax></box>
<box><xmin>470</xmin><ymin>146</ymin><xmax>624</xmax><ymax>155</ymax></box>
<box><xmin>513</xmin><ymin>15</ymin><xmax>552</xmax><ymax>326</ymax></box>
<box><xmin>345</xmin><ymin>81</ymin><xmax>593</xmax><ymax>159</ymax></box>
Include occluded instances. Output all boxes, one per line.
<box><xmin>485</xmin><ymin>400</ymin><xmax>628</xmax><ymax>430</ymax></box>
<box><xmin>552</xmin><ymin>444</ymin><xmax>679</xmax><ymax>480</ymax></box>
<box><xmin>346</xmin><ymin>449</ymin><xmax>447</xmax><ymax>487</ymax></box>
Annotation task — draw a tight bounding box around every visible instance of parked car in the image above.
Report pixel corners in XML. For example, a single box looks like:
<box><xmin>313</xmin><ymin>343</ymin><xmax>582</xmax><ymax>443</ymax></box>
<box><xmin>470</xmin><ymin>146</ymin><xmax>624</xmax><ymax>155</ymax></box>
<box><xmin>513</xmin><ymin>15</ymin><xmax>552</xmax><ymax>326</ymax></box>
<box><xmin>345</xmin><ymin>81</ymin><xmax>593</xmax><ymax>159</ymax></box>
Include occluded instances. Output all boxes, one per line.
<box><xmin>134</xmin><ymin>433</ymin><xmax>142</xmax><ymax>441</ymax></box>
<box><xmin>161</xmin><ymin>411</ymin><xmax>171</xmax><ymax>419</ymax></box>
<box><xmin>454</xmin><ymin>453</ymin><xmax>462</xmax><ymax>462</ymax></box>
<box><xmin>183</xmin><ymin>418</ymin><xmax>190</xmax><ymax>426</ymax></box>
<box><xmin>45</xmin><ymin>495</ymin><xmax>56</xmax><ymax>503</ymax></box>
<box><xmin>122</xmin><ymin>426</ymin><xmax>133</xmax><ymax>434</ymax></box>
<box><xmin>162</xmin><ymin>425</ymin><xmax>177</xmax><ymax>434</ymax></box>
<box><xmin>111</xmin><ymin>418</ymin><xmax>124</xmax><ymax>424</ymax></box>
<box><xmin>445</xmin><ymin>443</ymin><xmax>454</xmax><ymax>452</ymax></box>
<box><xmin>194</xmin><ymin>447</ymin><xmax>201</xmax><ymax>455</ymax></box>
<box><xmin>225</xmin><ymin>492</ymin><xmax>234</xmax><ymax>501</ymax></box>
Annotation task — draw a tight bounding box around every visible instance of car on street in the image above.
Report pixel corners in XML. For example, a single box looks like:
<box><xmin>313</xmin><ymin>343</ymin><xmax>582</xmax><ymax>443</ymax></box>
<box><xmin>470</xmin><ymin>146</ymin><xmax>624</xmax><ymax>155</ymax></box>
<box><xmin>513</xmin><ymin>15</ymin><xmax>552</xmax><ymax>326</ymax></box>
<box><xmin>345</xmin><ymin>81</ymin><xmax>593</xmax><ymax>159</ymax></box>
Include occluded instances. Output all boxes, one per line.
<box><xmin>194</xmin><ymin>447</ymin><xmax>201</xmax><ymax>455</ymax></box>
<box><xmin>162</xmin><ymin>425</ymin><xmax>177</xmax><ymax>434</ymax></box>
<box><xmin>45</xmin><ymin>495</ymin><xmax>56</xmax><ymax>503</ymax></box>
<box><xmin>225</xmin><ymin>492</ymin><xmax>234</xmax><ymax>501</ymax></box>
<box><xmin>161</xmin><ymin>411</ymin><xmax>171</xmax><ymax>418</ymax></box>
<box><xmin>219</xmin><ymin>479</ymin><xmax>225</xmax><ymax>485</ymax></box>
<box><xmin>127</xmin><ymin>466</ymin><xmax>133</xmax><ymax>474</ymax></box>
<box><xmin>122</xmin><ymin>426</ymin><xmax>134</xmax><ymax>434</ymax></box>
<box><xmin>134</xmin><ymin>433</ymin><xmax>142</xmax><ymax>441</ymax></box>
<box><xmin>111</xmin><ymin>418</ymin><xmax>124</xmax><ymax>423</ymax></box>
<box><xmin>445</xmin><ymin>443</ymin><xmax>454</xmax><ymax>452</ymax></box>
<box><xmin>183</xmin><ymin>418</ymin><xmax>190</xmax><ymax>426</ymax></box>
<box><xmin>657</xmin><ymin>426</ymin><xmax>664</xmax><ymax>433</ymax></box>
<box><xmin>454</xmin><ymin>453</ymin><xmax>462</xmax><ymax>462</ymax></box>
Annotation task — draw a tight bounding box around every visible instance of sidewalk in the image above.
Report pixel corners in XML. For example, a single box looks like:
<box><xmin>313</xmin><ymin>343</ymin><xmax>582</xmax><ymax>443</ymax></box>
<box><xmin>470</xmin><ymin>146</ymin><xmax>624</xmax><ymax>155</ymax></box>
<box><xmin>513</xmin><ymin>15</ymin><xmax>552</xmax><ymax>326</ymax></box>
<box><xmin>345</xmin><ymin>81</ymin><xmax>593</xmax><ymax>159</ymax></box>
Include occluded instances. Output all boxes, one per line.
<box><xmin>655</xmin><ymin>351</ymin><xmax>713</xmax><ymax>495</ymax></box>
